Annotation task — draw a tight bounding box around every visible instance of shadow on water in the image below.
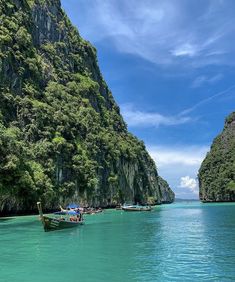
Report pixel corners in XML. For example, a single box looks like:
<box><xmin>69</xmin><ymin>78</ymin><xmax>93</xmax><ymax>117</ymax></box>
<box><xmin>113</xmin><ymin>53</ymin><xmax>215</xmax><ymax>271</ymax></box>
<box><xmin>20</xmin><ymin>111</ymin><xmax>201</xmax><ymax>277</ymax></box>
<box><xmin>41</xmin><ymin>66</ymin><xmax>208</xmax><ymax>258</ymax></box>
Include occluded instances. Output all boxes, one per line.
<box><xmin>0</xmin><ymin>216</ymin><xmax>40</xmax><ymax>233</ymax></box>
<box><xmin>0</xmin><ymin>217</ymin><xmax>16</xmax><ymax>222</ymax></box>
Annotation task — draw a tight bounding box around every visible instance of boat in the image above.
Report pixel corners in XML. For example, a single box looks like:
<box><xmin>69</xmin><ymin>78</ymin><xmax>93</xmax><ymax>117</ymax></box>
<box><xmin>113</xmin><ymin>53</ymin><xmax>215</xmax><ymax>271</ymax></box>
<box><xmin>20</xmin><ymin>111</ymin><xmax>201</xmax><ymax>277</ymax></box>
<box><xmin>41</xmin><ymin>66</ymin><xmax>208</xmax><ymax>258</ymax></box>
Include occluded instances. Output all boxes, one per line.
<box><xmin>122</xmin><ymin>204</ymin><xmax>152</xmax><ymax>211</ymax></box>
<box><xmin>83</xmin><ymin>207</ymin><xmax>103</xmax><ymax>215</ymax></box>
<box><xmin>37</xmin><ymin>202</ymin><xmax>84</xmax><ymax>232</ymax></box>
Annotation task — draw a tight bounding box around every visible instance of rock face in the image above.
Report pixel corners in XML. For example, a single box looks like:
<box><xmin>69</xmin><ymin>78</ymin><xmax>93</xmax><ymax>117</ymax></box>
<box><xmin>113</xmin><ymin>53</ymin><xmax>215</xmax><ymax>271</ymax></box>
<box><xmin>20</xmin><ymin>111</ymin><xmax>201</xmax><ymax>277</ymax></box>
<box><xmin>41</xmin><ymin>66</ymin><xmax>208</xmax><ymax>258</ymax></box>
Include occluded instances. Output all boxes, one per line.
<box><xmin>158</xmin><ymin>176</ymin><xmax>175</xmax><ymax>203</ymax></box>
<box><xmin>199</xmin><ymin>112</ymin><xmax>235</xmax><ymax>202</ymax></box>
<box><xmin>0</xmin><ymin>0</ymin><xmax>174</xmax><ymax>213</ymax></box>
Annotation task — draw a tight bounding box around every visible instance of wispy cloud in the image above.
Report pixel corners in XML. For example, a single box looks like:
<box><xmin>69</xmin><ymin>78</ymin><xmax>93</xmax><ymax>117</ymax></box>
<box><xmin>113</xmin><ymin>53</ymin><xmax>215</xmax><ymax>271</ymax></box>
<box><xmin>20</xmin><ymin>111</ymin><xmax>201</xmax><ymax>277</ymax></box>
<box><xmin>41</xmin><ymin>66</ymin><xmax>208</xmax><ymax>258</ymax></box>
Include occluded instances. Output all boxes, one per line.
<box><xmin>63</xmin><ymin>0</ymin><xmax>235</xmax><ymax>68</ymax></box>
<box><xmin>120</xmin><ymin>82</ymin><xmax>234</xmax><ymax>129</ymax></box>
<box><xmin>180</xmin><ymin>84</ymin><xmax>235</xmax><ymax>116</ymax></box>
<box><xmin>171</xmin><ymin>43</ymin><xmax>199</xmax><ymax>58</ymax></box>
<box><xmin>191</xmin><ymin>73</ymin><xmax>223</xmax><ymax>88</ymax></box>
<box><xmin>121</xmin><ymin>104</ymin><xmax>191</xmax><ymax>128</ymax></box>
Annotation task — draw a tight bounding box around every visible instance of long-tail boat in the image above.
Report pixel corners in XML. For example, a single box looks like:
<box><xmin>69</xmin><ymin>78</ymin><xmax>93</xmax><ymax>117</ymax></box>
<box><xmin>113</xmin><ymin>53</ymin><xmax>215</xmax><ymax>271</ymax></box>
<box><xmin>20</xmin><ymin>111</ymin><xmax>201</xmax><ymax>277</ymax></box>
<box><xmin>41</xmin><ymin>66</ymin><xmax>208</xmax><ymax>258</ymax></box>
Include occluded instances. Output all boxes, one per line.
<box><xmin>37</xmin><ymin>202</ymin><xmax>84</xmax><ymax>232</ymax></box>
<box><xmin>122</xmin><ymin>204</ymin><xmax>152</xmax><ymax>211</ymax></box>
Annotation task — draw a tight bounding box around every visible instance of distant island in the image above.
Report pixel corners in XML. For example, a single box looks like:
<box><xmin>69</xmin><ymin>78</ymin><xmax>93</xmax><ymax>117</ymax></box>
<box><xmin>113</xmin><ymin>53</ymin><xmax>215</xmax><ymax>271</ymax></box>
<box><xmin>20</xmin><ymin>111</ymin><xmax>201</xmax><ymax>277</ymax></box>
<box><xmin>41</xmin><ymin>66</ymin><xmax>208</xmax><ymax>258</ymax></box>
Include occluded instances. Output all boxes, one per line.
<box><xmin>199</xmin><ymin>112</ymin><xmax>235</xmax><ymax>202</ymax></box>
<box><xmin>0</xmin><ymin>0</ymin><xmax>174</xmax><ymax>215</ymax></box>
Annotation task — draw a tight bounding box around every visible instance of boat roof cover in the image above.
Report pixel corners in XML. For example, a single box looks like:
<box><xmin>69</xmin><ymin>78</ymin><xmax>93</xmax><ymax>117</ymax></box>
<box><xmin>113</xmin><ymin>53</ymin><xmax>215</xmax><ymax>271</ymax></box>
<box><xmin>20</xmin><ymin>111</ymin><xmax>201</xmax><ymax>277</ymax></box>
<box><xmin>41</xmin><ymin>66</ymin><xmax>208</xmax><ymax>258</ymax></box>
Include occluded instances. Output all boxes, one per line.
<box><xmin>54</xmin><ymin>211</ymin><xmax>80</xmax><ymax>215</ymax></box>
<box><xmin>66</xmin><ymin>203</ymin><xmax>80</xmax><ymax>209</ymax></box>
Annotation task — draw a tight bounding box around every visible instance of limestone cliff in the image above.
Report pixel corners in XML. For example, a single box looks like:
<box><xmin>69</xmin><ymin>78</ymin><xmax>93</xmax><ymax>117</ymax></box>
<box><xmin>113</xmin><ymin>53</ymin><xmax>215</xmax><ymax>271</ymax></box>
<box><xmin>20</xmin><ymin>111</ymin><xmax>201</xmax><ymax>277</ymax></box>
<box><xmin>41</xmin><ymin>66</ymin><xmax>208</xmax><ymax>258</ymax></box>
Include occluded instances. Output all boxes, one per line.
<box><xmin>199</xmin><ymin>112</ymin><xmax>235</xmax><ymax>202</ymax></box>
<box><xmin>0</xmin><ymin>0</ymin><xmax>174</xmax><ymax>213</ymax></box>
<box><xmin>158</xmin><ymin>176</ymin><xmax>175</xmax><ymax>204</ymax></box>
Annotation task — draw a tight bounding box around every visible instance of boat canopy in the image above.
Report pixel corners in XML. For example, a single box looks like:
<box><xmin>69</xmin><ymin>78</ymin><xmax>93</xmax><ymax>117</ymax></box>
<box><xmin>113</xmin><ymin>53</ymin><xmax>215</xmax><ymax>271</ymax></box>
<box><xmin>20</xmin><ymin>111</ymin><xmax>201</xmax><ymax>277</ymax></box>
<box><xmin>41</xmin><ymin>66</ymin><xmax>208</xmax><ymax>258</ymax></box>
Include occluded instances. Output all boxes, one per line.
<box><xmin>54</xmin><ymin>210</ymin><xmax>80</xmax><ymax>215</ymax></box>
<box><xmin>66</xmin><ymin>203</ymin><xmax>80</xmax><ymax>209</ymax></box>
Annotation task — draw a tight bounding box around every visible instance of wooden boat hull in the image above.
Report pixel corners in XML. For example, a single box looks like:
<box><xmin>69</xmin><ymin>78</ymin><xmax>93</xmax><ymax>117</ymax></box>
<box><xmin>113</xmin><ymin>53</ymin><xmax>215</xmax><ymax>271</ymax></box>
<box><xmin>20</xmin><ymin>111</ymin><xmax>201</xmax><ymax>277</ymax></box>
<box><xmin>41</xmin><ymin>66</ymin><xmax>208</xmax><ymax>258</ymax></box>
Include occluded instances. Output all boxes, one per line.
<box><xmin>41</xmin><ymin>215</ymin><xmax>84</xmax><ymax>232</ymax></box>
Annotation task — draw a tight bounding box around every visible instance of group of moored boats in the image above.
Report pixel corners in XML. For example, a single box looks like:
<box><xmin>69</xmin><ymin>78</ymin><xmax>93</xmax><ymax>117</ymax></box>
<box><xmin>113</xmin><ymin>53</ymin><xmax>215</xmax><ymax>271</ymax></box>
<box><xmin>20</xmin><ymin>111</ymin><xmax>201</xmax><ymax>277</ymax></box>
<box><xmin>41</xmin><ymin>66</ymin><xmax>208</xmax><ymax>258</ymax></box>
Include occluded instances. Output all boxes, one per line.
<box><xmin>121</xmin><ymin>204</ymin><xmax>152</xmax><ymax>211</ymax></box>
<box><xmin>37</xmin><ymin>202</ymin><xmax>152</xmax><ymax>232</ymax></box>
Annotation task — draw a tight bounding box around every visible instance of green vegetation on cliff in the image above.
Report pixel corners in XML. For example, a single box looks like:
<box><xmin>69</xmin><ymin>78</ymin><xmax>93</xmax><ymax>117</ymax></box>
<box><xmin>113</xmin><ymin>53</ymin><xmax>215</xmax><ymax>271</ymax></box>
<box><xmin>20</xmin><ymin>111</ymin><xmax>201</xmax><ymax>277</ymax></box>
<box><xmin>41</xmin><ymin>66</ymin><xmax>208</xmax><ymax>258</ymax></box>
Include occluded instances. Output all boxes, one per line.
<box><xmin>199</xmin><ymin>112</ymin><xmax>235</xmax><ymax>202</ymax></box>
<box><xmin>0</xmin><ymin>0</ymin><xmax>174</xmax><ymax>213</ymax></box>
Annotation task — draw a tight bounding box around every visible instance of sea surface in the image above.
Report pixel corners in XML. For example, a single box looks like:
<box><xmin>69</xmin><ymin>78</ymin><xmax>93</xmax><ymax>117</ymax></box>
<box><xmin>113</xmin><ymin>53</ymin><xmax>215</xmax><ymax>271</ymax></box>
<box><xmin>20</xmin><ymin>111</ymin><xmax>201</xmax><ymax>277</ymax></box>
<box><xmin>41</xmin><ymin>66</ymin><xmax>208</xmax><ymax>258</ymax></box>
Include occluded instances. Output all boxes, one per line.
<box><xmin>1</xmin><ymin>201</ymin><xmax>235</xmax><ymax>282</ymax></box>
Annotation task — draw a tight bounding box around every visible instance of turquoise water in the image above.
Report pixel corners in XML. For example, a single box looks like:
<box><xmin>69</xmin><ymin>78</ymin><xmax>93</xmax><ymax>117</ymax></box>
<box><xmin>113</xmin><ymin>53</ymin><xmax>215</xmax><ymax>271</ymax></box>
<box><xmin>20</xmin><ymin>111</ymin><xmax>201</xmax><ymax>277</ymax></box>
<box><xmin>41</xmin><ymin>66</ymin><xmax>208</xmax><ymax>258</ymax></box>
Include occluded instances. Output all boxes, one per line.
<box><xmin>1</xmin><ymin>202</ymin><xmax>235</xmax><ymax>282</ymax></box>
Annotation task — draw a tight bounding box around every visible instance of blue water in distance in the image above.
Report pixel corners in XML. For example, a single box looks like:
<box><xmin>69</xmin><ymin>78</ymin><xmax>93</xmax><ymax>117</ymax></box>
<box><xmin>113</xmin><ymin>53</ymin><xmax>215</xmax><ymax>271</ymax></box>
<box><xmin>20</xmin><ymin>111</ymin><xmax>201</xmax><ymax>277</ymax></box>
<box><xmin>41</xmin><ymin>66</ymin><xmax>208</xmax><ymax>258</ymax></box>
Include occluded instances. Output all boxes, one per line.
<box><xmin>0</xmin><ymin>201</ymin><xmax>235</xmax><ymax>282</ymax></box>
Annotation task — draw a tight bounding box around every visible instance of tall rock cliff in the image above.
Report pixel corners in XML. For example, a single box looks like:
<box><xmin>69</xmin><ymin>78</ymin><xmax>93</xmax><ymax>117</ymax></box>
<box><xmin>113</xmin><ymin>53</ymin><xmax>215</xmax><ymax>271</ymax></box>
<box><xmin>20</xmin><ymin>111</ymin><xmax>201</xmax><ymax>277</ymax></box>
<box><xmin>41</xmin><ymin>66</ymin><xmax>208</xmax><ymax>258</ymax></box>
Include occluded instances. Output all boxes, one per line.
<box><xmin>0</xmin><ymin>0</ymin><xmax>174</xmax><ymax>213</ymax></box>
<box><xmin>199</xmin><ymin>112</ymin><xmax>235</xmax><ymax>202</ymax></box>
<box><xmin>158</xmin><ymin>176</ymin><xmax>175</xmax><ymax>204</ymax></box>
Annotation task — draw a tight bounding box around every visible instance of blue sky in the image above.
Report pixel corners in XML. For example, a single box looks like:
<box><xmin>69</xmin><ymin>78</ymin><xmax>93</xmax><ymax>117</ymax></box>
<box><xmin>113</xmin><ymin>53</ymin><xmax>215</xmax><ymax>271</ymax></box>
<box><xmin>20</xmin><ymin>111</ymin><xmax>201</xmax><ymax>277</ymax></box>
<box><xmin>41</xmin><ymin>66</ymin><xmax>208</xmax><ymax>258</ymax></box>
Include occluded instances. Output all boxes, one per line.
<box><xmin>61</xmin><ymin>0</ymin><xmax>235</xmax><ymax>199</ymax></box>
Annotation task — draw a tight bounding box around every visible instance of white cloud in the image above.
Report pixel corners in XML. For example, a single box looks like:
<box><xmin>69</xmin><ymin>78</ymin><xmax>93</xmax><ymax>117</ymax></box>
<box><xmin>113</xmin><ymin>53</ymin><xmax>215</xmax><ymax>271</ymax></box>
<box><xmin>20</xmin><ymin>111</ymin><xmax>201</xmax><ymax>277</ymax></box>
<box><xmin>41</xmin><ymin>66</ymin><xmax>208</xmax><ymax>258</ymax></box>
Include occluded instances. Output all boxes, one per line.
<box><xmin>63</xmin><ymin>0</ymin><xmax>235</xmax><ymax>68</ymax></box>
<box><xmin>148</xmin><ymin>145</ymin><xmax>208</xmax><ymax>167</ymax></box>
<box><xmin>121</xmin><ymin>104</ymin><xmax>191</xmax><ymax>128</ymax></box>
<box><xmin>147</xmin><ymin>145</ymin><xmax>208</xmax><ymax>198</ymax></box>
<box><xmin>171</xmin><ymin>43</ymin><xmax>199</xmax><ymax>57</ymax></box>
<box><xmin>179</xmin><ymin>176</ymin><xmax>198</xmax><ymax>194</ymax></box>
<box><xmin>191</xmin><ymin>74</ymin><xmax>223</xmax><ymax>88</ymax></box>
